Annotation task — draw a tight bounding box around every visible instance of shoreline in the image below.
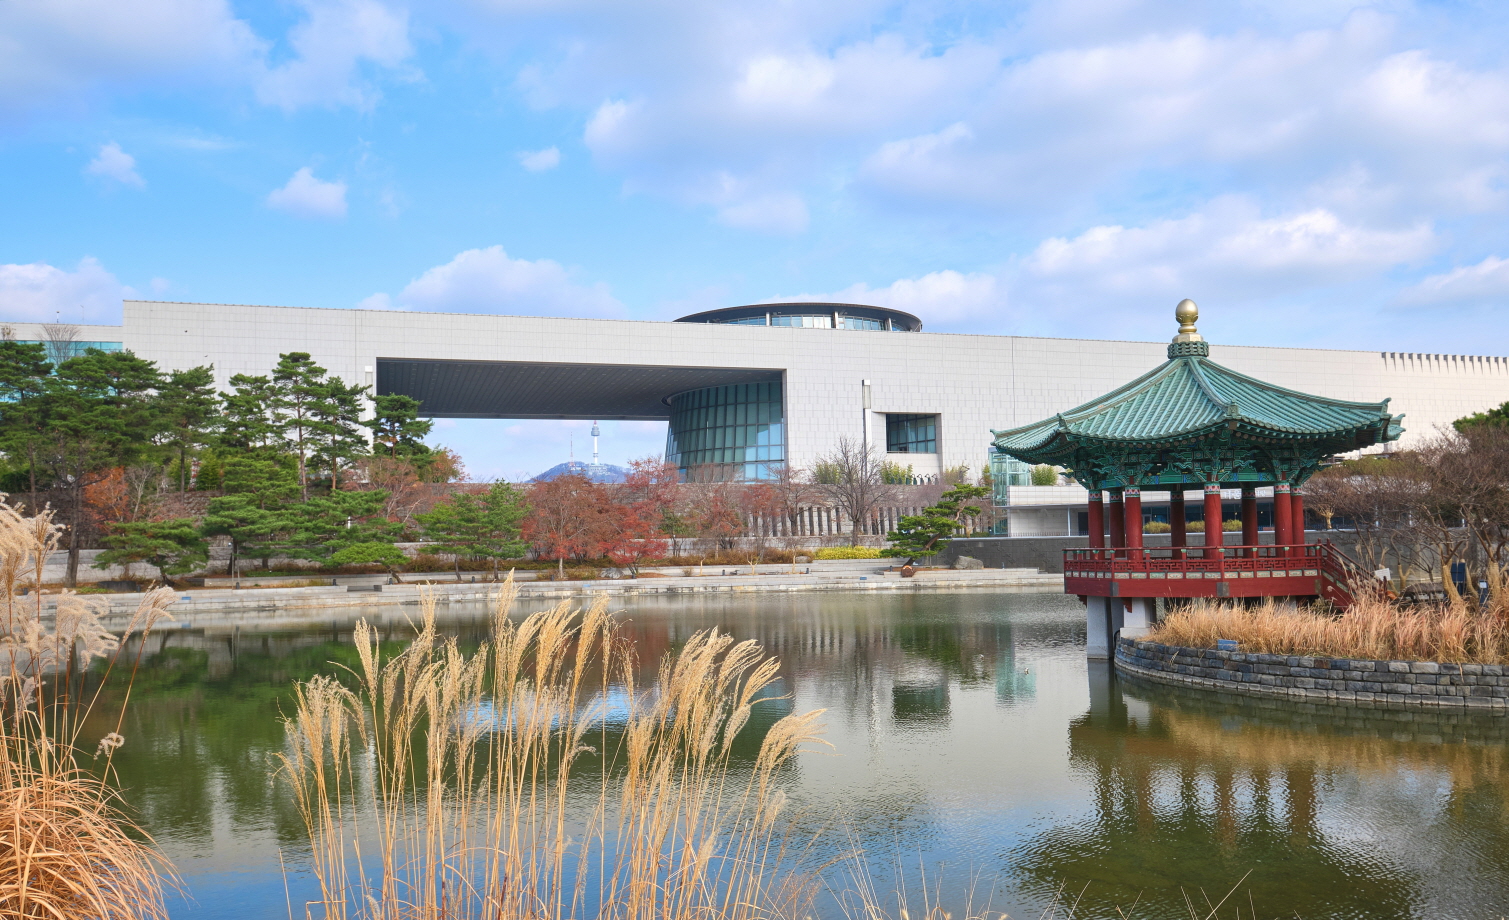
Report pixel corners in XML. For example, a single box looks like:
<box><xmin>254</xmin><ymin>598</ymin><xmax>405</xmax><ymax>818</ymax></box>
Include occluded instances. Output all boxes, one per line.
<box><xmin>81</xmin><ymin>569</ymin><xmax>1063</xmax><ymax>632</ymax></box>
<box><xmin>1115</xmin><ymin>635</ymin><xmax>1509</xmax><ymax>712</ymax></box>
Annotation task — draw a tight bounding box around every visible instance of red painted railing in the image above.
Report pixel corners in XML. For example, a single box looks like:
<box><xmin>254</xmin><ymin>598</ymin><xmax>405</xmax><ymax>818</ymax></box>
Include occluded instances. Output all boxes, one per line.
<box><xmin>1063</xmin><ymin>542</ymin><xmax>1366</xmax><ymax>607</ymax></box>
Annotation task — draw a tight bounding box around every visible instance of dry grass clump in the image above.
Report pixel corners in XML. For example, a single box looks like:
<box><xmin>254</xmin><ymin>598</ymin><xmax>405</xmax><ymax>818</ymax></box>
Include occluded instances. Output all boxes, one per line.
<box><xmin>279</xmin><ymin>577</ymin><xmax>828</xmax><ymax>920</ymax></box>
<box><xmin>0</xmin><ymin>497</ymin><xmax>176</xmax><ymax>920</ymax></box>
<box><xmin>1151</xmin><ymin>596</ymin><xmax>1509</xmax><ymax>664</ymax></box>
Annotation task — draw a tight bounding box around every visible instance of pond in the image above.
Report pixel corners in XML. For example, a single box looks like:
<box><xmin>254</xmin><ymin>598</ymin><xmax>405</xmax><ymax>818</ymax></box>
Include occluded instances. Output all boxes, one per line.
<box><xmin>99</xmin><ymin>589</ymin><xmax>1509</xmax><ymax>919</ymax></box>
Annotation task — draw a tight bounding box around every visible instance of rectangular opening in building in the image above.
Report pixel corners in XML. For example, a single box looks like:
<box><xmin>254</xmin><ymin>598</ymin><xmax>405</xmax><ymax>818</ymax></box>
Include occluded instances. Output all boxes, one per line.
<box><xmin>886</xmin><ymin>413</ymin><xmax>937</xmax><ymax>453</ymax></box>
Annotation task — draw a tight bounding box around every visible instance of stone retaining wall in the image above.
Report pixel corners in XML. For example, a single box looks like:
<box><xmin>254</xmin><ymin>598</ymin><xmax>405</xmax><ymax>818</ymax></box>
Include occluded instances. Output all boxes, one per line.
<box><xmin>1115</xmin><ymin>635</ymin><xmax>1509</xmax><ymax>711</ymax></box>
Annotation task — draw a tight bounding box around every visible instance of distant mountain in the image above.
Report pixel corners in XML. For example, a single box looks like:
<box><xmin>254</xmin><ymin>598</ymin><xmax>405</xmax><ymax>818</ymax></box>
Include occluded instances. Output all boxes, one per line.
<box><xmin>531</xmin><ymin>461</ymin><xmax>629</xmax><ymax>484</ymax></box>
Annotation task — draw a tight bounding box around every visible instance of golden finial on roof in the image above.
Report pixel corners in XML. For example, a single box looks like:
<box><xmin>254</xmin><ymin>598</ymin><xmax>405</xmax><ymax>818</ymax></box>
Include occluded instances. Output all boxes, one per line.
<box><xmin>1173</xmin><ymin>298</ymin><xmax>1202</xmax><ymax>343</ymax></box>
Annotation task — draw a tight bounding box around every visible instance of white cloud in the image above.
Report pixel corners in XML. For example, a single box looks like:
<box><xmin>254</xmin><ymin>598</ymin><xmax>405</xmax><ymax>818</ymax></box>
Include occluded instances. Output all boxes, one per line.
<box><xmin>1023</xmin><ymin>203</ymin><xmax>1432</xmax><ymax>291</ymax></box>
<box><xmin>517</xmin><ymin>146</ymin><xmax>561</xmax><ymax>171</ymax></box>
<box><xmin>0</xmin><ymin>0</ymin><xmax>416</xmax><ymax>116</ymax></box>
<box><xmin>0</xmin><ymin>0</ymin><xmax>262</xmax><ymax>112</ymax></box>
<box><xmin>266</xmin><ymin>167</ymin><xmax>348</xmax><ymax>219</ymax></box>
<box><xmin>355</xmin><ymin>292</ymin><xmax>393</xmax><ymax>310</ymax></box>
<box><xmin>255</xmin><ymin>0</ymin><xmax>415</xmax><ymax>111</ymax></box>
<box><xmin>84</xmin><ymin>142</ymin><xmax>144</xmax><ymax>187</ymax></box>
<box><xmin>770</xmin><ymin>270</ymin><xmax>1002</xmax><ymax>326</ymax></box>
<box><xmin>761</xmin><ymin>201</ymin><xmax>1434</xmax><ymax>335</ymax></box>
<box><xmin>472</xmin><ymin>2</ymin><xmax>1509</xmax><ymax>232</ymax></box>
<box><xmin>1397</xmin><ymin>256</ymin><xmax>1509</xmax><ymax>308</ymax></box>
<box><xmin>394</xmin><ymin>246</ymin><xmax>623</xmax><ymax>317</ymax></box>
<box><xmin>0</xmin><ymin>257</ymin><xmax>134</xmax><ymax>324</ymax></box>
<box><xmin>858</xmin><ymin>18</ymin><xmax>1509</xmax><ymax>217</ymax></box>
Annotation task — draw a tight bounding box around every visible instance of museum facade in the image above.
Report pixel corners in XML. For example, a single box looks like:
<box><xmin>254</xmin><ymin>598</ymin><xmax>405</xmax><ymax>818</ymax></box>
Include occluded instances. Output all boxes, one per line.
<box><xmin>9</xmin><ymin>299</ymin><xmax>1508</xmax><ymax>486</ymax></box>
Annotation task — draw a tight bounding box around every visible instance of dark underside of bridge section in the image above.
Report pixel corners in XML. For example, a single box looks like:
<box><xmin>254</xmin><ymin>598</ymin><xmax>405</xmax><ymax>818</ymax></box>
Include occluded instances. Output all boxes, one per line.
<box><xmin>376</xmin><ymin>358</ymin><xmax>783</xmax><ymax>420</ymax></box>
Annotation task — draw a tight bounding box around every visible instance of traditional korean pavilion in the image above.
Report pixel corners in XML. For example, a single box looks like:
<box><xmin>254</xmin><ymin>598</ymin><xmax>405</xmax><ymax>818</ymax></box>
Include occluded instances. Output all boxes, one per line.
<box><xmin>990</xmin><ymin>300</ymin><xmax>1401</xmax><ymax>656</ymax></box>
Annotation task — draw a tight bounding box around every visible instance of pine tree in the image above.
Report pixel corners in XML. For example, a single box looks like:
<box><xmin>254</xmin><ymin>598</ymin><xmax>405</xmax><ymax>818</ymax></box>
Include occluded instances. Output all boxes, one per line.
<box><xmin>310</xmin><ymin>377</ymin><xmax>369</xmax><ymax>489</ymax></box>
<box><xmin>271</xmin><ymin>352</ymin><xmax>329</xmax><ymax>499</ymax></box>
<box><xmin>220</xmin><ymin>374</ymin><xmax>283</xmax><ymax>454</ymax></box>
<box><xmin>882</xmin><ymin>484</ymin><xmax>990</xmax><ymax>563</ymax></box>
<box><xmin>159</xmin><ymin>365</ymin><xmax>219</xmax><ymax>492</ymax></box>
<box><xmin>417</xmin><ymin>482</ymin><xmax>530</xmax><ymax>580</ymax></box>
<box><xmin>365</xmin><ymin>393</ymin><xmax>434</xmax><ymax>459</ymax></box>
<box><xmin>200</xmin><ymin>457</ymin><xmax>300</xmax><ymax>576</ymax></box>
<box><xmin>96</xmin><ymin>519</ymin><xmax>208</xmax><ymax>581</ymax></box>
<box><xmin>0</xmin><ymin>341</ymin><xmax>53</xmax><ymax>511</ymax></box>
<box><xmin>33</xmin><ymin>349</ymin><xmax>169</xmax><ymax>585</ymax></box>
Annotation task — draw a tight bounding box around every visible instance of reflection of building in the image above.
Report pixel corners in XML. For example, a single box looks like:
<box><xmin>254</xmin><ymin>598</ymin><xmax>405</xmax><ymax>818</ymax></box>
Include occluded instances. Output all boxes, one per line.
<box><xmin>71</xmin><ymin>299</ymin><xmax>1509</xmax><ymax>483</ymax></box>
<box><xmin>891</xmin><ymin>681</ymin><xmax>950</xmax><ymax>724</ymax></box>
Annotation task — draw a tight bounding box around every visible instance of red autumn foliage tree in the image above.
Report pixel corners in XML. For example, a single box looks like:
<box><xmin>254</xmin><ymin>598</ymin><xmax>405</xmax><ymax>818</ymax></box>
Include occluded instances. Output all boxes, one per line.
<box><xmin>524</xmin><ymin>474</ymin><xmax>608</xmax><ymax>577</ymax></box>
<box><xmin>601</xmin><ymin>503</ymin><xmax>668</xmax><ymax>577</ymax></box>
<box><xmin>685</xmin><ymin>480</ymin><xmax>747</xmax><ymax>554</ymax></box>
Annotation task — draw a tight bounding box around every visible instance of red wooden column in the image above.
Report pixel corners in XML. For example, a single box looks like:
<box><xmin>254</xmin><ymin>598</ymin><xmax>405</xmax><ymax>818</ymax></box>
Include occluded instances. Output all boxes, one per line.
<box><xmin>1170</xmin><ymin>489</ymin><xmax>1187</xmax><ymax>556</ymax></box>
<box><xmin>1273</xmin><ymin>482</ymin><xmax>1293</xmax><ymax>558</ymax></box>
<box><xmin>1108</xmin><ymin>490</ymin><xmax>1125</xmax><ymax>555</ymax></box>
<box><xmin>1241</xmin><ymin>487</ymin><xmax>1259</xmax><ymax>557</ymax></box>
<box><xmin>1124</xmin><ymin>486</ymin><xmax>1143</xmax><ymax>558</ymax></box>
<box><xmin>1087</xmin><ymin>491</ymin><xmax>1106</xmax><ymax>549</ymax></box>
<box><xmin>1291</xmin><ymin>489</ymin><xmax>1307</xmax><ymax>550</ymax></box>
<box><xmin>1202</xmin><ymin>483</ymin><xmax>1224</xmax><ymax>560</ymax></box>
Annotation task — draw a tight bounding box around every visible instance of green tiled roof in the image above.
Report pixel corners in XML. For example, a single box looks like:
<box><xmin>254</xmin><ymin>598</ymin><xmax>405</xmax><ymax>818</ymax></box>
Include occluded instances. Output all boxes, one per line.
<box><xmin>992</xmin><ymin>349</ymin><xmax>1402</xmax><ymax>459</ymax></box>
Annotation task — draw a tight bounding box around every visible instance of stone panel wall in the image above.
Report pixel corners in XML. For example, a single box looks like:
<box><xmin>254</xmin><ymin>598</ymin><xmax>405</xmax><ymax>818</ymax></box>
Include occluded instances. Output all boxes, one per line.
<box><xmin>1115</xmin><ymin>636</ymin><xmax>1509</xmax><ymax>711</ymax></box>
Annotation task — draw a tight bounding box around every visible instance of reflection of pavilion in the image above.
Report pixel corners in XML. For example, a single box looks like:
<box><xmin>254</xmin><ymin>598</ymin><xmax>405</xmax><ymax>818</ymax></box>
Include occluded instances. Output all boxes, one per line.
<box><xmin>1008</xmin><ymin>665</ymin><xmax>1509</xmax><ymax>918</ymax></box>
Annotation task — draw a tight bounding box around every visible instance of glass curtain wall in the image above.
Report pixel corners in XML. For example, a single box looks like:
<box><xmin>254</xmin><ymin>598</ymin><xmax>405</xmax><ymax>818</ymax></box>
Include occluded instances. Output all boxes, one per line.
<box><xmin>989</xmin><ymin>451</ymin><xmax>1032</xmax><ymax>507</ymax></box>
<box><xmin>665</xmin><ymin>380</ymin><xmax>785</xmax><ymax>480</ymax></box>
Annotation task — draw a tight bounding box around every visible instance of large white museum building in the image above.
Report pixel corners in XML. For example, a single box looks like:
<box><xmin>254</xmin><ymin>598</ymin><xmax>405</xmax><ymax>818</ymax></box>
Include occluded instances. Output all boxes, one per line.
<box><xmin>7</xmin><ymin>299</ymin><xmax>1508</xmax><ymax>524</ymax></box>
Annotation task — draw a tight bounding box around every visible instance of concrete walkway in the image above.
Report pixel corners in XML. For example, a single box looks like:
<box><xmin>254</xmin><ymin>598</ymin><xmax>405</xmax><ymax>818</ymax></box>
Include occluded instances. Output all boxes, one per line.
<box><xmin>66</xmin><ymin>566</ymin><xmax>1063</xmax><ymax>633</ymax></box>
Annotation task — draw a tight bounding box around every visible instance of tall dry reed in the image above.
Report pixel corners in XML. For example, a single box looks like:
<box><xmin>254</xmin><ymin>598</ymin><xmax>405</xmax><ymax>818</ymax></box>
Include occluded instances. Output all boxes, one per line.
<box><xmin>279</xmin><ymin>577</ymin><xmax>827</xmax><ymax>920</ymax></box>
<box><xmin>1152</xmin><ymin>596</ymin><xmax>1509</xmax><ymax>664</ymax></box>
<box><xmin>0</xmin><ymin>496</ymin><xmax>176</xmax><ymax>920</ymax></box>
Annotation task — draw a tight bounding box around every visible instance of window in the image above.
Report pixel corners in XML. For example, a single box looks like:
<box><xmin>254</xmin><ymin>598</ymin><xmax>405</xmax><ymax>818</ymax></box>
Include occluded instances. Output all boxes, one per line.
<box><xmin>886</xmin><ymin>414</ymin><xmax>937</xmax><ymax>453</ymax></box>
<box><xmin>838</xmin><ymin>315</ymin><xmax>883</xmax><ymax>330</ymax></box>
<box><xmin>770</xmin><ymin>314</ymin><xmax>832</xmax><ymax>328</ymax></box>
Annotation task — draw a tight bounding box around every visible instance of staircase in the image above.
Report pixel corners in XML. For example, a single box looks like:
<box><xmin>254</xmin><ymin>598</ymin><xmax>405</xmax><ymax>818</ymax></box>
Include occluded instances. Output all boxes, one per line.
<box><xmin>1314</xmin><ymin>542</ymin><xmax>1371</xmax><ymax>609</ymax></box>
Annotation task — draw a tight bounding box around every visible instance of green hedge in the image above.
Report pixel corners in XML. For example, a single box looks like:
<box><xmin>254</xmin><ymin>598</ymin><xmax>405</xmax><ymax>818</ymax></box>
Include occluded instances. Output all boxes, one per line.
<box><xmin>814</xmin><ymin>546</ymin><xmax>884</xmax><ymax>560</ymax></box>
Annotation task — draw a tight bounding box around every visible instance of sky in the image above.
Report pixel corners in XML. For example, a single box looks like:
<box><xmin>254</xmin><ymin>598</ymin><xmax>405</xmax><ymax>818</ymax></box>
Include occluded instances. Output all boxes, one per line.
<box><xmin>3</xmin><ymin>0</ymin><xmax>1509</xmax><ymax>478</ymax></box>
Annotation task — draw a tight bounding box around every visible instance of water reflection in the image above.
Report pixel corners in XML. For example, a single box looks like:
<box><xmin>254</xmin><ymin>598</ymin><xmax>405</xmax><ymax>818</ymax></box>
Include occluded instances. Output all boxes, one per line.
<box><xmin>87</xmin><ymin>591</ymin><xmax>1509</xmax><ymax>920</ymax></box>
<box><xmin>1011</xmin><ymin>664</ymin><xmax>1509</xmax><ymax>919</ymax></box>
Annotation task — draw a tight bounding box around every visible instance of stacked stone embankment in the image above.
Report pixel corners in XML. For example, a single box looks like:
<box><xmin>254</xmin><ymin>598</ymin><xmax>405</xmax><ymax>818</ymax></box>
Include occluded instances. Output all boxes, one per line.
<box><xmin>58</xmin><ymin>568</ymin><xmax>1061</xmax><ymax>634</ymax></box>
<box><xmin>1115</xmin><ymin>636</ymin><xmax>1509</xmax><ymax>711</ymax></box>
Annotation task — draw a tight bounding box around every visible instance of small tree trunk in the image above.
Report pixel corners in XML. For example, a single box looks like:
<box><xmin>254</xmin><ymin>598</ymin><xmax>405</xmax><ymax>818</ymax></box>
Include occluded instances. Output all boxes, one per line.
<box><xmin>1486</xmin><ymin>557</ymin><xmax>1505</xmax><ymax>609</ymax></box>
<box><xmin>64</xmin><ymin>481</ymin><xmax>85</xmax><ymax>588</ymax></box>
<box><xmin>1442</xmin><ymin>552</ymin><xmax>1463</xmax><ymax>606</ymax></box>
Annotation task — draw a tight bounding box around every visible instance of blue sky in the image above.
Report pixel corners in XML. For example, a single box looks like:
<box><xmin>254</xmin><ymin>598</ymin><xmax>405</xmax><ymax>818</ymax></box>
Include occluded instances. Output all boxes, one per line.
<box><xmin>4</xmin><ymin>0</ymin><xmax>1509</xmax><ymax>478</ymax></box>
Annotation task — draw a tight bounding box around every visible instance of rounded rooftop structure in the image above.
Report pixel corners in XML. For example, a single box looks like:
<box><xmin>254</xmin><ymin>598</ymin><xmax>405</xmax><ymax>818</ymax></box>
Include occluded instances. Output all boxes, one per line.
<box><xmin>674</xmin><ymin>302</ymin><xmax>922</xmax><ymax>332</ymax></box>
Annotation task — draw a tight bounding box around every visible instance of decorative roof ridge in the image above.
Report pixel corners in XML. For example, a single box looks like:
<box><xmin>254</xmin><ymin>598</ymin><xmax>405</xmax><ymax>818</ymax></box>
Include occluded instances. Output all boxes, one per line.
<box><xmin>1183</xmin><ymin>357</ymin><xmax>1235</xmax><ymax>414</ymax></box>
<box><xmin>1196</xmin><ymin>356</ymin><xmax>1393</xmax><ymax>413</ymax></box>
